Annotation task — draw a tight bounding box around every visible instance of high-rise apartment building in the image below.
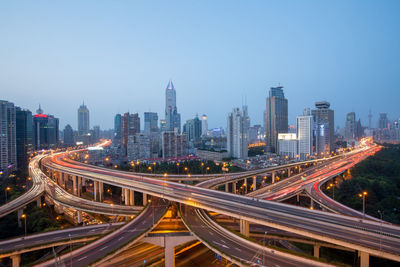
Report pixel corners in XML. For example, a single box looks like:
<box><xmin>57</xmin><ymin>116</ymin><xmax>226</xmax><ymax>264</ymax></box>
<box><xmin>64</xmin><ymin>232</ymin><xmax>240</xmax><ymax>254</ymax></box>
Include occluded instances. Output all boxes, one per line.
<box><xmin>127</xmin><ymin>133</ymin><xmax>151</xmax><ymax>160</ymax></box>
<box><xmin>114</xmin><ymin>114</ymin><xmax>121</xmax><ymax>144</ymax></box>
<box><xmin>33</xmin><ymin>106</ymin><xmax>59</xmax><ymax>150</ymax></box>
<box><xmin>16</xmin><ymin>107</ymin><xmax>33</xmax><ymax>171</ymax></box>
<box><xmin>312</xmin><ymin>101</ymin><xmax>334</xmax><ymax>155</ymax></box>
<box><xmin>161</xmin><ymin>131</ymin><xmax>187</xmax><ymax>159</ymax></box>
<box><xmin>201</xmin><ymin>115</ymin><xmax>208</xmax><ymax>136</ymax></box>
<box><xmin>63</xmin><ymin>124</ymin><xmax>74</xmax><ymax>146</ymax></box>
<box><xmin>378</xmin><ymin>113</ymin><xmax>388</xmax><ymax>129</ymax></box>
<box><xmin>184</xmin><ymin>115</ymin><xmax>202</xmax><ymax>145</ymax></box>
<box><xmin>265</xmin><ymin>86</ymin><xmax>288</xmax><ymax>153</ymax></box>
<box><xmin>144</xmin><ymin>112</ymin><xmax>159</xmax><ymax>134</ymax></box>
<box><xmin>345</xmin><ymin>112</ymin><xmax>356</xmax><ymax>140</ymax></box>
<box><xmin>120</xmin><ymin>112</ymin><xmax>140</xmax><ymax>156</ymax></box>
<box><xmin>227</xmin><ymin>107</ymin><xmax>249</xmax><ymax>159</ymax></box>
<box><xmin>78</xmin><ymin>103</ymin><xmax>90</xmax><ymax>136</ymax></box>
<box><xmin>0</xmin><ymin>100</ymin><xmax>17</xmax><ymax>175</ymax></box>
<box><xmin>278</xmin><ymin>133</ymin><xmax>298</xmax><ymax>159</ymax></box>
<box><xmin>296</xmin><ymin>108</ymin><xmax>313</xmax><ymax>160</ymax></box>
<box><xmin>164</xmin><ymin>80</ymin><xmax>181</xmax><ymax>133</ymax></box>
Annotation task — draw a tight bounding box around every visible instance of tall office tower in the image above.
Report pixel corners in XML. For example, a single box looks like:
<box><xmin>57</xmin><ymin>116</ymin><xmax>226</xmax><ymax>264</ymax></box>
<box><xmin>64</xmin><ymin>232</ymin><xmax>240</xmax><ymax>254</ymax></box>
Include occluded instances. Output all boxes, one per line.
<box><xmin>378</xmin><ymin>113</ymin><xmax>388</xmax><ymax>129</ymax></box>
<box><xmin>356</xmin><ymin>119</ymin><xmax>363</xmax><ymax>140</ymax></box>
<box><xmin>33</xmin><ymin>106</ymin><xmax>59</xmax><ymax>150</ymax></box>
<box><xmin>127</xmin><ymin>133</ymin><xmax>151</xmax><ymax>160</ymax></box>
<box><xmin>114</xmin><ymin>114</ymin><xmax>121</xmax><ymax>144</ymax></box>
<box><xmin>0</xmin><ymin>100</ymin><xmax>17</xmax><ymax>175</ymax></box>
<box><xmin>297</xmin><ymin>108</ymin><xmax>313</xmax><ymax>160</ymax></box>
<box><xmin>312</xmin><ymin>101</ymin><xmax>334</xmax><ymax>155</ymax></box>
<box><xmin>345</xmin><ymin>112</ymin><xmax>356</xmax><ymax>140</ymax></box>
<box><xmin>16</xmin><ymin>107</ymin><xmax>33</xmax><ymax>171</ymax></box>
<box><xmin>92</xmin><ymin>125</ymin><xmax>100</xmax><ymax>143</ymax></box>
<box><xmin>368</xmin><ymin>110</ymin><xmax>373</xmax><ymax>129</ymax></box>
<box><xmin>201</xmin><ymin>114</ymin><xmax>208</xmax><ymax>136</ymax></box>
<box><xmin>184</xmin><ymin>115</ymin><xmax>202</xmax><ymax>145</ymax></box>
<box><xmin>265</xmin><ymin>86</ymin><xmax>288</xmax><ymax>153</ymax></box>
<box><xmin>159</xmin><ymin>120</ymin><xmax>167</xmax><ymax>132</ymax></box>
<box><xmin>278</xmin><ymin>133</ymin><xmax>298</xmax><ymax>159</ymax></box>
<box><xmin>161</xmin><ymin>131</ymin><xmax>187</xmax><ymax>159</ymax></box>
<box><xmin>63</xmin><ymin>124</ymin><xmax>74</xmax><ymax>146</ymax></box>
<box><xmin>78</xmin><ymin>102</ymin><xmax>90</xmax><ymax>136</ymax></box>
<box><xmin>120</xmin><ymin>112</ymin><xmax>140</xmax><ymax>156</ymax></box>
<box><xmin>144</xmin><ymin>112</ymin><xmax>159</xmax><ymax>134</ymax></box>
<box><xmin>164</xmin><ymin>80</ymin><xmax>181</xmax><ymax>133</ymax></box>
<box><xmin>227</xmin><ymin>107</ymin><xmax>249</xmax><ymax>159</ymax></box>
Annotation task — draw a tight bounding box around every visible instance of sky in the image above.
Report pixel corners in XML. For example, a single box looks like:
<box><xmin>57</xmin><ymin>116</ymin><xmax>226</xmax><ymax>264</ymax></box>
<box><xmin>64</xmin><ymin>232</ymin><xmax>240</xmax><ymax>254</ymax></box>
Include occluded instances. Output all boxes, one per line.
<box><xmin>0</xmin><ymin>1</ymin><xmax>399</xmax><ymax>130</ymax></box>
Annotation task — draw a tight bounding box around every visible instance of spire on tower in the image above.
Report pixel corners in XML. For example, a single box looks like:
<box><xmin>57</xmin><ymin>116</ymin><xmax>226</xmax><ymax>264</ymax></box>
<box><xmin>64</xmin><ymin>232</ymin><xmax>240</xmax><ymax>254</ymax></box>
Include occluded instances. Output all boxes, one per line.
<box><xmin>37</xmin><ymin>104</ymin><xmax>43</xmax><ymax>114</ymax></box>
<box><xmin>166</xmin><ymin>80</ymin><xmax>175</xmax><ymax>90</ymax></box>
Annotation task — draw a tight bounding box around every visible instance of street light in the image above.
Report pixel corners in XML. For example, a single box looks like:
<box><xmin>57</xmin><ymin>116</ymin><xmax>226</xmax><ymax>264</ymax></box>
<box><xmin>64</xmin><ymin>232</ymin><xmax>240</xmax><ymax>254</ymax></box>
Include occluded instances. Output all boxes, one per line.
<box><xmin>358</xmin><ymin>191</ymin><xmax>368</xmax><ymax>218</ymax></box>
<box><xmin>5</xmin><ymin>186</ymin><xmax>11</xmax><ymax>203</ymax></box>
<box><xmin>328</xmin><ymin>183</ymin><xmax>335</xmax><ymax>200</ymax></box>
<box><xmin>21</xmin><ymin>214</ymin><xmax>27</xmax><ymax>236</ymax></box>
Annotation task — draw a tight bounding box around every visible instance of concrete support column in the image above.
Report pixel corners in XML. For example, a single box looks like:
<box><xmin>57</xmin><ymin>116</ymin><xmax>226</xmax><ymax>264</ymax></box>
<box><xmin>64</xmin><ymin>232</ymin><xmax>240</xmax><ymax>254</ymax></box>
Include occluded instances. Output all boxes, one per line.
<box><xmin>233</xmin><ymin>182</ymin><xmax>237</xmax><ymax>194</ymax></box>
<box><xmin>359</xmin><ymin>251</ymin><xmax>370</xmax><ymax>267</ymax></box>
<box><xmin>11</xmin><ymin>254</ymin><xmax>21</xmax><ymax>267</ymax></box>
<box><xmin>77</xmin><ymin>210</ymin><xmax>82</xmax><ymax>224</ymax></box>
<box><xmin>243</xmin><ymin>178</ymin><xmax>247</xmax><ymax>194</ymax></box>
<box><xmin>73</xmin><ymin>176</ymin><xmax>77</xmax><ymax>195</ymax></box>
<box><xmin>129</xmin><ymin>190</ymin><xmax>135</xmax><ymax>206</ymax></box>
<box><xmin>143</xmin><ymin>193</ymin><xmax>147</xmax><ymax>206</ymax></box>
<box><xmin>17</xmin><ymin>209</ymin><xmax>23</xmax><ymax>228</ymax></box>
<box><xmin>240</xmin><ymin>219</ymin><xmax>250</xmax><ymax>237</ymax></box>
<box><xmin>287</xmin><ymin>168</ymin><xmax>291</xmax><ymax>177</ymax></box>
<box><xmin>124</xmin><ymin>188</ymin><xmax>129</xmax><ymax>205</ymax></box>
<box><xmin>77</xmin><ymin>176</ymin><xmax>82</xmax><ymax>197</ymax></box>
<box><xmin>310</xmin><ymin>199</ymin><xmax>314</xmax><ymax>210</ymax></box>
<box><xmin>272</xmin><ymin>172</ymin><xmax>276</xmax><ymax>184</ymax></box>
<box><xmin>297</xmin><ymin>193</ymin><xmax>300</xmax><ymax>203</ymax></box>
<box><xmin>165</xmin><ymin>241</ymin><xmax>175</xmax><ymax>267</ymax></box>
<box><xmin>252</xmin><ymin>176</ymin><xmax>257</xmax><ymax>191</ymax></box>
<box><xmin>225</xmin><ymin>183</ymin><xmax>229</xmax><ymax>193</ymax></box>
<box><xmin>99</xmin><ymin>182</ymin><xmax>104</xmax><ymax>202</ymax></box>
<box><xmin>313</xmin><ymin>244</ymin><xmax>320</xmax><ymax>258</ymax></box>
<box><xmin>94</xmin><ymin>181</ymin><xmax>99</xmax><ymax>201</ymax></box>
<box><xmin>36</xmin><ymin>197</ymin><xmax>41</xmax><ymax>208</ymax></box>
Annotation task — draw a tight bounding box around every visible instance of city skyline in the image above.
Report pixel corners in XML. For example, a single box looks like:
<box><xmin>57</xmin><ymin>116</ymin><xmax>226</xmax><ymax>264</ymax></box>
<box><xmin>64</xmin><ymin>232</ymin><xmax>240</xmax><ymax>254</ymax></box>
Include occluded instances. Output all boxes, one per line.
<box><xmin>1</xmin><ymin>1</ymin><xmax>399</xmax><ymax>130</ymax></box>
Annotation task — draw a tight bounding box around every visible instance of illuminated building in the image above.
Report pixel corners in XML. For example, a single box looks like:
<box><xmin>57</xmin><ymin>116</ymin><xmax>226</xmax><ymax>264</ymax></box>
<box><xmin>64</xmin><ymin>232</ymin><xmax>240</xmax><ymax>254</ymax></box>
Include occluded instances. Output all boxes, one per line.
<box><xmin>227</xmin><ymin>107</ymin><xmax>249</xmax><ymax>159</ymax></box>
<box><xmin>164</xmin><ymin>80</ymin><xmax>181</xmax><ymax>133</ymax></box>
<box><xmin>278</xmin><ymin>133</ymin><xmax>298</xmax><ymax>159</ymax></box>
<box><xmin>0</xmin><ymin>100</ymin><xmax>17</xmax><ymax>175</ymax></box>
<box><xmin>312</xmin><ymin>101</ymin><xmax>334</xmax><ymax>154</ymax></box>
<box><xmin>33</xmin><ymin>105</ymin><xmax>59</xmax><ymax>150</ymax></box>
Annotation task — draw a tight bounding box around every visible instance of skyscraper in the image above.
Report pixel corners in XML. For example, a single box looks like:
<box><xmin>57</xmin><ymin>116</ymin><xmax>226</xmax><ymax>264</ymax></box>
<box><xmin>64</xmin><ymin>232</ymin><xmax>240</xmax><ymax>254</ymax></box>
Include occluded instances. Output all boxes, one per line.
<box><xmin>378</xmin><ymin>113</ymin><xmax>388</xmax><ymax>129</ymax></box>
<box><xmin>165</xmin><ymin>80</ymin><xmax>181</xmax><ymax>133</ymax></box>
<box><xmin>184</xmin><ymin>115</ymin><xmax>202</xmax><ymax>146</ymax></box>
<box><xmin>297</xmin><ymin>108</ymin><xmax>313</xmax><ymax>160</ymax></box>
<box><xmin>312</xmin><ymin>101</ymin><xmax>334</xmax><ymax>155</ymax></box>
<box><xmin>161</xmin><ymin>131</ymin><xmax>187</xmax><ymax>159</ymax></box>
<box><xmin>0</xmin><ymin>100</ymin><xmax>17</xmax><ymax>175</ymax></box>
<box><xmin>120</xmin><ymin>112</ymin><xmax>140</xmax><ymax>156</ymax></box>
<box><xmin>201</xmin><ymin>114</ymin><xmax>208</xmax><ymax>136</ymax></box>
<box><xmin>265</xmin><ymin>86</ymin><xmax>288</xmax><ymax>153</ymax></box>
<box><xmin>345</xmin><ymin>112</ymin><xmax>356</xmax><ymax>140</ymax></box>
<box><xmin>78</xmin><ymin>103</ymin><xmax>90</xmax><ymax>136</ymax></box>
<box><xmin>114</xmin><ymin>114</ymin><xmax>121</xmax><ymax>144</ymax></box>
<box><xmin>63</xmin><ymin>124</ymin><xmax>74</xmax><ymax>146</ymax></box>
<box><xmin>33</xmin><ymin>106</ymin><xmax>59</xmax><ymax>150</ymax></box>
<box><xmin>144</xmin><ymin>112</ymin><xmax>159</xmax><ymax>134</ymax></box>
<box><xmin>16</xmin><ymin>107</ymin><xmax>33</xmax><ymax>171</ymax></box>
<box><xmin>227</xmin><ymin>107</ymin><xmax>249</xmax><ymax>159</ymax></box>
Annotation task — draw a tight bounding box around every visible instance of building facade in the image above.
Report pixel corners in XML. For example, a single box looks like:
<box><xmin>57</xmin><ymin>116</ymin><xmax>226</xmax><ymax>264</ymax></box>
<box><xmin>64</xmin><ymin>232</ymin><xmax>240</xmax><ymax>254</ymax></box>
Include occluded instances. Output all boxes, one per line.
<box><xmin>161</xmin><ymin>131</ymin><xmax>187</xmax><ymax>159</ymax></box>
<box><xmin>227</xmin><ymin>107</ymin><xmax>249</xmax><ymax>159</ymax></box>
<box><xmin>63</xmin><ymin>124</ymin><xmax>74</xmax><ymax>146</ymax></box>
<box><xmin>278</xmin><ymin>133</ymin><xmax>298</xmax><ymax>159</ymax></box>
<box><xmin>144</xmin><ymin>112</ymin><xmax>159</xmax><ymax>134</ymax></box>
<box><xmin>16</xmin><ymin>107</ymin><xmax>33</xmax><ymax>171</ymax></box>
<box><xmin>345</xmin><ymin>112</ymin><xmax>356</xmax><ymax>140</ymax></box>
<box><xmin>78</xmin><ymin>103</ymin><xmax>90</xmax><ymax>136</ymax></box>
<box><xmin>0</xmin><ymin>100</ymin><xmax>17</xmax><ymax>175</ymax></box>
<box><xmin>127</xmin><ymin>133</ymin><xmax>151</xmax><ymax>160</ymax></box>
<box><xmin>297</xmin><ymin>108</ymin><xmax>313</xmax><ymax>160</ymax></box>
<box><xmin>33</xmin><ymin>107</ymin><xmax>59</xmax><ymax>150</ymax></box>
<box><xmin>312</xmin><ymin>101</ymin><xmax>334</xmax><ymax>155</ymax></box>
<box><xmin>201</xmin><ymin>114</ymin><xmax>208</xmax><ymax>136</ymax></box>
<box><xmin>265</xmin><ymin>86</ymin><xmax>288</xmax><ymax>153</ymax></box>
<box><xmin>164</xmin><ymin>80</ymin><xmax>181</xmax><ymax>133</ymax></box>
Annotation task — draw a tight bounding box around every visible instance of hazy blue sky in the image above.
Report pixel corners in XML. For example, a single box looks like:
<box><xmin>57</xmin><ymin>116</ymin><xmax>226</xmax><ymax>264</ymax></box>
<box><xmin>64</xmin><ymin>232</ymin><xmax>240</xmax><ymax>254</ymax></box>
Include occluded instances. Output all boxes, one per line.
<box><xmin>1</xmin><ymin>1</ymin><xmax>399</xmax><ymax>130</ymax></box>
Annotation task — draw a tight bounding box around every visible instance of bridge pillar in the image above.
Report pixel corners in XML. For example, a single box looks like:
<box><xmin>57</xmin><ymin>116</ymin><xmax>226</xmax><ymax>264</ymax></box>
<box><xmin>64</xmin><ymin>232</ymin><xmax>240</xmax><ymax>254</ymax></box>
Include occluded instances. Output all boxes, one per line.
<box><xmin>239</xmin><ymin>219</ymin><xmax>250</xmax><ymax>237</ymax></box>
<box><xmin>310</xmin><ymin>199</ymin><xmax>314</xmax><ymax>210</ymax></box>
<box><xmin>99</xmin><ymin>182</ymin><xmax>104</xmax><ymax>202</ymax></box>
<box><xmin>129</xmin><ymin>190</ymin><xmax>135</xmax><ymax>206</ymax></box>
<box><xmin>77</xmin><ymin>176</ymin><xmax>82</xmax><ymax>197</ymax></box>
<box><xmin>225</xmin><ymin>183</ymin><xmax>229</xmax><ymax>192</ymax></box>
<box><xmin>17</xmin><ymin>209</ymin><xmax>23</xmax><ymax>228</ymax></box>
<box><xmin>243</xmin><ymin>178</ymin><xmax>247</xmax><ymax>194</ymax></box>
<box><xmin>10</xmin><ymin>254</ymin><xmax>21</xmax><ymax>267</ymax></box>
<box><xmin>272</xmin><ymin>172</ymin><xmax>276</xmax><ymax>184</ymax></box>
<box><xmin>359</xmin><ymin>251</ymin><xmax>369</xmax><ymax>267</ymax></box>
<box><xmin>73</xmin><ymin>176</ymin><xmax>77</xmax><ymax>195</ymax></box>
<box><xmin>143</xmin><ymin>193</ymin><xmax>147</xmax><ymax>206</ymax></box>
<box><xmin>124</xmin><ymin>188</ymin><xmax>129</xmax><ymax>205</ymax></box>
<box><xmin>94</xmin><ymin>181</ymin><xmax>99</xmax><ymax>201</ymax></box>
<box><xmin>165</xmin><ymin>241</ymin><xmax>175</xmax><ymax>267</ymax></box>
<box><xmin>77</xmin><ymin>210</ymin><xmax>82</xmax><ymax>224</ymax></box>
<box><xmin>36</xmin><ymin>197</ymin><xmax>41</xmax><ymax>207</ymax></box>
<box><xmin>233</xmin><ymin>182</ymin><xmax>237</xmax><ymax>194</ymax></box>
<box><xmin>296</xmin><ymin>193</ymin><xmax>300</xmax><ymax>203</ymax></box>
<box><xmin>252</xmin><ymin>176</ymin><xmax>257</xmax><ymax>191</ymax></box>
<box><xmin>313</xmin><ymin>244</ymin><xmax>320</xmax><ymax>258</ymax></box>
<box><xmin>287</xmin><ymin>168</ymin><xmax>291</xmax><ymax>177</ymax></box>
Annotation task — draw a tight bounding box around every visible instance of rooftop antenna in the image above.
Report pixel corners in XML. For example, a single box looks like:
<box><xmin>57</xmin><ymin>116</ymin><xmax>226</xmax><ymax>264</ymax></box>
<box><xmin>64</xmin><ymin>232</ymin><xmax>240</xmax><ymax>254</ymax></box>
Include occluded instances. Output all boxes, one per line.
<box><xmin>368</xmin><ymin>109</ymin><xmax>373</xmax><ymax>129</ymax></box>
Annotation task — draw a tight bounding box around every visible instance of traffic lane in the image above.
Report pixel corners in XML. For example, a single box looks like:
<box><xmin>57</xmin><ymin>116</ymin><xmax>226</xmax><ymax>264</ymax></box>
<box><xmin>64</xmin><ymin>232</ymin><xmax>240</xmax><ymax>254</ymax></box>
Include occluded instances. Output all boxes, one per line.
<box><xmin>70</xmin><ymin>198</ymin><xmax>168</xmax><ymax>266</ymax></box>
<box><xmin>183</xmin><ymin>206</ymin><xmax>319</xmax><ymax>267</ymax></box>
<box><xmin>0</xmin><ymin>224</ymin><xmax>120</xmax><ymax>253</ymax></box>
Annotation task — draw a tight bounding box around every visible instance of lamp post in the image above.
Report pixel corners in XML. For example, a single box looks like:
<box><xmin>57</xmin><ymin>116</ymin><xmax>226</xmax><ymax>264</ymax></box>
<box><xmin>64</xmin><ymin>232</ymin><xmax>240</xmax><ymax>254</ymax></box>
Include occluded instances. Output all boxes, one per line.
<box><xmin>329</xmin><ymin>183</ymin><xmax>335</xmax><ymax>200</ymax></box>
<box><xmin>5</xmin><ymin>186</ymin><xmax>11</xmax><ymax>203</ymax></box>
<box><xmin>21</xmin><ymin>214</ymin><xmax>27</xmax><ymax>236</ymax></box>
<box><xmin>358</xmin><ymin>191</ymin><xmax>368</xmax><ymax>218</ymax></box>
